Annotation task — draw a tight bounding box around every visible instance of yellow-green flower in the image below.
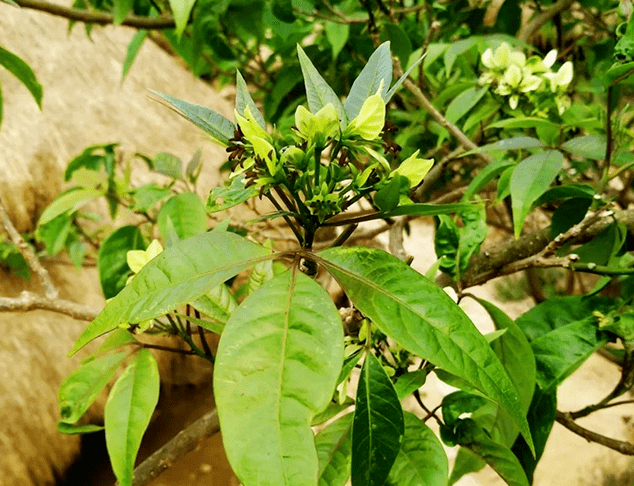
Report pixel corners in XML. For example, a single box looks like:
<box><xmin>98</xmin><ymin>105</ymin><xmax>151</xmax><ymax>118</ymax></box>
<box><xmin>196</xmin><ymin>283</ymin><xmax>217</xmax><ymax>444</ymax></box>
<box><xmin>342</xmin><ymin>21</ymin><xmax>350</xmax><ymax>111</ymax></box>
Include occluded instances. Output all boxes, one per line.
<box><xmin>234</xmin><ymin>106</ymin><xmax>270</xmax><ymax>145</ymax></box>
<box><xmin>294</xmin><ymin>104</ymin><xmax>339</xmax><ymax>147</ymax></box>
<box><xmin>543</xmin><ymin>61</ymin><xmax>573</xmax><ymax>92</ymax></box>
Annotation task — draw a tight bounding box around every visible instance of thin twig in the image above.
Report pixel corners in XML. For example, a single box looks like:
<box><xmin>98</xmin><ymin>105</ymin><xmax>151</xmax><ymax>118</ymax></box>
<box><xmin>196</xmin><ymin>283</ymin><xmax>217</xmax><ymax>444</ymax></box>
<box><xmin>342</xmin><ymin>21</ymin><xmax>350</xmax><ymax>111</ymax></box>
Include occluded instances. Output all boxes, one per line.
<box><xmin>556</xmin><ymin>410</ymin><xmax>634</xmax><ymax>455</ymax></box>
<box><xmin>0</xmin><ymin>200</ymin><xmax>59</xmax><ymax>299</ymax></box>
<box><xmin>0</xmin><ymin>291</ymin><xmax>99</xmax><ymax>321</ymax></box>
<box><xmin>517</xmin><ymin>0</ymin><xmax>575</xmax><ymax>42</ymax></box>
<box><xmin>114</xmin><ymin>408</ymin><xmax>220</xmax><ymax>486</ymax></box>
<box><xmin>12</xmin><ymin>0</ymin><xmax>176</xmax><ymax>28</ymax></box>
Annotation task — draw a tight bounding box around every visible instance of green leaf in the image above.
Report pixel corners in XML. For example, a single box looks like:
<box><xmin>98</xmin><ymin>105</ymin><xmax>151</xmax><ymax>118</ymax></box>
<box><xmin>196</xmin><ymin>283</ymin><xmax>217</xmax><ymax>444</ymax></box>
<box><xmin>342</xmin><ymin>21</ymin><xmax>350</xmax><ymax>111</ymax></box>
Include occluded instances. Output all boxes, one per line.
<box><xmin>531</xmin><ymin>319</ymin><xmax>609</xmax><ymax>391</ymax></box>
<box><xmin>246</xmin><ymin>257</ymin><xmax>275</xmax><ymax>296</ymax></box>
<box><xmin>98</xmin><ymin>225</ymin><xmax>145</xmax><ymax>299</ymax></box>
<box><xmin>388</xmin><ymin>412</ymin><xmax>448</xmax><ymax>486</ymax></box>
<box><xmin>532</xmin><ymin>184</ymin><xmax>595</xmax><ymax>207</ymax></box>
<box><xmin>394</xmin><ymin>369</ymin><xmax>428</xmax><ymax>400</ymax></box>
<box><xmin>105</xmin><ymin>349</ymin><xmax>160</xmax><ymax>486</ymax></box>
<box><xmin>1</xmin><ymin>0</ymin><xmax>19</xmax><ymax>7</ymax></box>
<box><xmin>214</xmin><ymin>270</ymin><xmax>344</xmax><ymax>486</ymax></box>
<box><xmin>312</xmin><ymin>398</ymin><xmax>354</xmax><ymax>427</ymax></box>
<box><xmin>316</xmin><ymin>413</ymin><xmax>353</xmax><ymax>486</ymax></box>
<box><xmin>152</xmin><ymin>151</ymin><xmax>183</xmax><ymax>179</ymax></box>
<box><xmin>130</xmin><ymin>183</ymin><xmax>172</xmax><ymax>212</ymax></box>
<box><xmin>37</xmin><ymin>213</ymin><xmax>72</xmax><ymax>256</ymax></box>
<box><xmin>57</xmin><ymin>422</ymin><xmax>105</xmax><ymax>435</ymax></box>
<box><xmin>190</xmin><ymin>283</ymin><xmax>237</xmax><ymax>326</ymax></box>
<box><xmin>445</xmin><ymin>86</ymin><xmax>487</xmax><ymax>125</ymax></box>
<box><xmin>338</xmin><ymin>349</ymin><xmax>364</xmax><ymax>385</ymax></box>
<box><xmin>344</xmin><ymin>41</ymin><xmax>391</xmax><ymax>120</ymax></box>
<box><xmin>96</xmin><ymin>328</ymin><xmax>136</xmax><ymax>355</ymax></box>
<box><xmin>462</xmin><ymin>159</ymin><xmax>515</xmax><ymax>201</ymax></box>
<box><xmin>317</xmin><ymin>247</ymin><xmax>534</xmax><ymax>454</ymax></box>
<box><xmin>58</xmin><ymin>351</ymin><xmax>131</xmax><ymax>424</ymax></box>
<box><xmin>297</xmin><ymin>45</ymin><xmax>346</xmax><ymax>123</ymax></box>
<box><xmin>511</xmin><ymin>388</ymin><xmax>556</xmax><ymax>484</ymax></box>
<box><xmin>0</xmin><ymin>45</ymin><xmax>43</xmax><ymax>109</ymax></box>
<box><xmin>510</xmin><ymin>150</ymin><xmax>563</xmax><ymax>238</ymax></box>
<box><xmin>462</xmin><ymin>136</ymin><xmax>545</xmax><ymax>156</ymax></box>
<box><xmin>168</xmin><ymin>0</ymin><xmax>196</xmax><ymax>39</ymax></box>
<box><xmin>444</xmin><ymin>38</ymin><xmax>477</xmax><ymax>76</ymax></box>
<box><xmin>382</xmin><ymin>25</ymin><xmax>411</xmax><ymax>68</ymax></box>
<box><xmin>152</xmin><ymin>91</ymin><xmax>235</xmax><ymax>146</ymax></box>
<box><xmin>550</xmin><ymin>197</ymin><xmax>592</xmax><ymax>239</ymax></box>
<box><xmin>37</xmin><ymin>187</ymin><xmax>103</xmax><ymax>226</ymax></box>
<box><xmin>382</xmin><ymin>202</ymin><xmax>475</xmax><ymax>218</ymax></box>
<box><xmin>236</xmin><ymin>70</ymin><xmax>265</xmax><ymax>129</ymax></box>
<box><xmin>70</xmin><ymin>229</ymin><xmax>270</xmax><ymax>355</ymax></box>
<box><xmin>561</xmin><ymin>135</ymin><xmax>606</xmax><ymax>161</ymax></box>
<box><xmin>113</xmin><ymin>0</ymin><xmax>133</xmax><ymax>24</ymax></box>
<box><xmin>455</xmin><ymin>419</ymin><xmax>529</xmax><ymax>486</ymax></box>
<box><xmin>449</xmin><ymin>448</ymin><xmax>485</xmax><ymax>485</ymax></box>
<box><xmin>352</xmin><ymin>352</ymin><xmax>404</xmax><ymax>486</ymax></box>
<box><xmin>157</xmin><ymin>192</ymin><xmax>207</xmax><ymax>241</ymax></box>
<box><xmin>174</xmin><ymin>311</ymin><xmax>224</xmax><ymax>335</ymax></box>
<box><xmin>442</xmin><ymin>391</ymin><xmax>488</xmax><ymax>427</ymax></box>
<box><xmin>486</xmin><ymin>117</ymin><xmax>559</xmax><ymax>131</ymax></box>
<box><xmin>325</xmin><ymin>21</ymin><xmax>350</xmax><ymax>61</ymax></box>
<box><xmin>122</xmin><ymin>29</ymin><xmax>147</xmax><ymax>80</ymax></box>
<box><xmin>272</xmin><ymin>0</ymin><xmax>295</xmax><ymax>22</ymax></box>
<box><xmin>206</xmin><ymin>176</ymin><xmax>259</xmax><ymax>213</ymax></box>
<box><xmin>374</xmin><ymin>175</ymin><xmax>402</xmax><ymax>212</ymax></box>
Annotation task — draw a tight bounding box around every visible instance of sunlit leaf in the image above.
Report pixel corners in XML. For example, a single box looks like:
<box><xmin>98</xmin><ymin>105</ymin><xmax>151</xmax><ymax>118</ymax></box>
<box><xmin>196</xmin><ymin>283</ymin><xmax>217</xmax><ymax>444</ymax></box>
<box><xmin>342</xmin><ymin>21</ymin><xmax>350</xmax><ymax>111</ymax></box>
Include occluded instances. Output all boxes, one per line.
<box><xmin>316</xmin><ymin>413</ymin><xmax>353</xmax><ymax>486</ymax></box>
<box><xmin>157</xmin><ymin>192</ymin><xmax>207</xmax><ymax>241</ymax></box>
<box><xmin>344</xmin><ymin>41</ymin><xmax>391</xmax><ymax>119</ymax></box>
<box><xmin>214</xmin><ymin>270</ymin><xmax>344</xmax><ymax>485</ymax></box>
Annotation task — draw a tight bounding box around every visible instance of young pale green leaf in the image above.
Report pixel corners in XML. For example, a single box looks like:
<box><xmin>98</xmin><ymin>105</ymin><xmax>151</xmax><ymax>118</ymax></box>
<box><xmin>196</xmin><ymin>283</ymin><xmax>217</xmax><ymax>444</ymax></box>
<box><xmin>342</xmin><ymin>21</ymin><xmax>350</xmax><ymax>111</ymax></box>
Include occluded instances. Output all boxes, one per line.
<box><xmin>113</xmin><ymin>0</ymin><xmax>133</xmax><ymax>24</ymax></box>
<box><xmin>96</xmin><ymin>328</ymin><xmax>137</xmax><ymax>355</ymax></box>
<box><xmin>0</xmin><ymin>45</ymin><xmax>43</xmax><ymax>109</ymax></box>
<box><xmin>190</xmin><ymin>283</ymin><xmax>237</xmax><ymax>326</ymax></box>
<box><xmin>122</xmin><ymin>29</ymin><xmax>147</xmax><ymax>80</ymax></box>
<box><xmin>206</xmin><ymin>176</ymin><xmax>259</xmax><ymax>213</ymax></box>
<box><xmin>98</xmin><ymin>225</ymin><xmax>145</xmax><ymax>300</ymax></box>
<box><xmin>236</xmin><ymin>70</ymin><xmax>266</xmax><ymax>129</ymax></box>
<box><xmin>455</xmin><ymin>419</ymin><xmax>529</xmax><ymax>486</ymax></box>
<box><xmin>316</xmin><ymin>413</ymin><xmax>353</xmax><ymax>486</ymax></box>
<box><xmin>445</xmin><ymin>86</ymin><xmax>488</xmax><ymax>125</ymax></box>
<box><xmin>214</xmin><ymin>270</ymin><xmax>343</xmax><ymax>486</ymax></box>
<box><xmin>387</xmin><ymin>412</ymin><xmax>448</xmax><ymax>486</ymax></box>
<box><xmin>297</xmin><ymin>45</ymin><xmax>346</xmax><ymax>123</ymax></box>
<box><xmin>70</xmin><ymin>229</ymin><xmax>270</xmax><ymax>355</ymax></box>
<box><xmin>246</xmin><ymin>258</ymin><xmax>275</xmax><ymax>296</ymax></box>
<box><xmin>58</xmin><ymin>351</ymin><xmax>131</xmax><ymax>424</ymax></box>
<box><xmin>510</xmin><ymin>150</ymin><xmax>563</xmax><ymax>238</ymax></box>
<box><xmin>317</xmin><ymin>247</ymin><xmax>534</xmax><ymax>454</ymax></box>
<box><xmin>394</xmin><ymin>369</ymin><xmax>428</xmax><ymax>400</ymax></box>
<box><xmin>157</xmin><ymin>192</ymin><xmax>207</xmax><ymax>241</ymax></box>
<box><xmin>152</xmin><ymin>91</ymin><xmax>235</xmax><ymax>146</ymax></box>
<box><xmin>38</xmin><ymin>187</ymin><xmax>103</xmax><ymax>226</ymax></box>
<box><xmin>352</xmin><ymin>352</ymin><xmax>404</xmax><ymax>486</ymax></box>
<box><xmin>344</xmin><ymin>41</ymin><xmax>391</xmax><ymax>120</ymax></box>
<box><xmin>531</xmin><ymin>320</ymin><xmax>609</xmax><ymax>391</ymax></box>
<box><xmin>105</xmin><ymin>349</ymin><xmax>160</xmax><ymax>486</ymax></box>
<box><xmin>168</xmin><ymin>0</ymin><xmax>196</xmax><ymax>39</ymax></box>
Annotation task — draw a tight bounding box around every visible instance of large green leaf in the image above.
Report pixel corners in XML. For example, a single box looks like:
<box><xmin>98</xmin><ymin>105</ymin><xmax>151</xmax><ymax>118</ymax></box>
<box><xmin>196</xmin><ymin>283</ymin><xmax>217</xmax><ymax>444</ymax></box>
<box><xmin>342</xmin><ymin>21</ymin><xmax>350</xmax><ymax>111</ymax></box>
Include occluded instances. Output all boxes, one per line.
<box><xmin>344</xmin><ymin>41</ymin><xmax>391</xmax><ymax>120</ymax></box>
<box><xmin>316</xmin><ymin>413</ymin><xmax>353</xmax><ymax>486</ymax></box>
<box><xmin>387</xmin><ymin>412</ymin><xmax>448</xmax><ymax>486</ymax></box>
<box><xmin>455</xmin><ymin>419</ymin><xmax>529</xmax><ymax>486</ymax></box>
<box><xmin>297</xmin><ymin>45</ymin><xmax>346</xmax><ymax>123</ymax></box>
<box><xmin>70</xmin><ymin>229</ymin><xmax>270</xmax><ymax>355</ymax></box>
<box><xmin>214</xmin><ymin>270</ymin><xmax>344</xmax><ymax>486</ymax></box>
<box><xmin>0</xmin><ymin>45</ymin><xmax>43</xmax><ymax>110</ymax></box>
<box><xmin>317</xmin><ymin>247</ymin><xmax>534</xmax><ymax>454</ymax></box>
<box><xmin>462</xmin><ymin>159</ymin><xmax>515</xmax><ymax>201</ymax></box>
<box><xmin>510</xmin><ymin>150</ymin><xmax>563</xmax><ymax>238</ymax></box>
<box><xmin>191</xmin><ymin>283</ymin><xmax>237</xmax><ymax>326</ymax></box>
<box><xmin>157</xmin><ymin>192</ymin><xmax>208</xmax><ymax>241</ymax></box>
<box><xmin>206</xmin><ymin>176</ymin><xmax>259</xmax><ymax>213</ymax></box>
<box><xmin>445</xmin><ymin>86</ymin><xmax>487</xmax><ymax>125</ymax></box>
<box><xmin>98</xmin><ymin>225</ymin><xmax>145</xmax><ymax>299</ymax></box>
<box><xmin>105</xmin><ymin>349</ymin><xmax>160</xmax><ymax>486</ymax></box>
<box><xmin>352</xmin><ymin>352</ymin><xmax>404</xmax><ymax>486</ymax></box>
<box><xmin>152</xmin><ymin>91</ymin><xmax>235</xmax><ymax>146</ymax></box>
<box><xmin>58</xmin><ymin>351</ymin><xmax>131</xmax><ymax>424</ymax></box>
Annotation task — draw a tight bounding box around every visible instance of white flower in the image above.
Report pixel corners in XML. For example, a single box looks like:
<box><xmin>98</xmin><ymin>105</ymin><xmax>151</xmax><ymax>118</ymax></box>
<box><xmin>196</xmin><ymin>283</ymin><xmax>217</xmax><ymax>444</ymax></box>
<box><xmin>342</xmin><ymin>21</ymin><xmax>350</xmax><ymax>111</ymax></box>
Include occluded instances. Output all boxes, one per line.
<box><xmin>543</xmin><ymin>61</ymin><xmax>574</xmax><ymax>92</ymax></box>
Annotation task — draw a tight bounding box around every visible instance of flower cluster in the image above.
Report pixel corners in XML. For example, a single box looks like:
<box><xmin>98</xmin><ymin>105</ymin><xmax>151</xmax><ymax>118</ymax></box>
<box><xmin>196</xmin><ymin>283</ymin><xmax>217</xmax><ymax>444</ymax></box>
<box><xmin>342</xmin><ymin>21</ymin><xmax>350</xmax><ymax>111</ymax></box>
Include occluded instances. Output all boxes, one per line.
<box><xmin>479</xmin><ymin>42</ymin><xmax>573</xmax><ymax>115</ymax></box>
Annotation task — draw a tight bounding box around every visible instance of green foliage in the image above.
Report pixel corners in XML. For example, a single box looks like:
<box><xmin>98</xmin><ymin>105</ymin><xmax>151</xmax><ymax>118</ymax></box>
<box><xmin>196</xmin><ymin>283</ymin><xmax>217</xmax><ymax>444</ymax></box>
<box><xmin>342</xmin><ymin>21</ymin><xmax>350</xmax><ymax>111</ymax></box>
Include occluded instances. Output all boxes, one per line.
<box><xmin>0</xmin><ymin>45</ymin><xmax>42</xmax><ymax>129</ymax></box>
